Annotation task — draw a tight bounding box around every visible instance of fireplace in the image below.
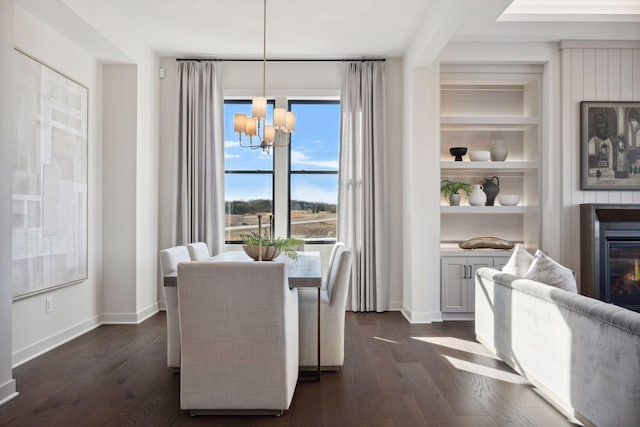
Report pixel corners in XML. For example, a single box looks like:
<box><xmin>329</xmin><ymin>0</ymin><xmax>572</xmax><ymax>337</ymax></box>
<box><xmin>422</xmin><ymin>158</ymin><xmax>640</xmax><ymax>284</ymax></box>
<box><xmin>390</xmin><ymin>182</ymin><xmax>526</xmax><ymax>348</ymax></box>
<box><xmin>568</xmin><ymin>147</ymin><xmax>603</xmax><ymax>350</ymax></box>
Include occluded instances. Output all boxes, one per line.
<box><xmin>581</xmin><ymin>204</ymin><xmax>640</xmax><ymax>312</ymax></box>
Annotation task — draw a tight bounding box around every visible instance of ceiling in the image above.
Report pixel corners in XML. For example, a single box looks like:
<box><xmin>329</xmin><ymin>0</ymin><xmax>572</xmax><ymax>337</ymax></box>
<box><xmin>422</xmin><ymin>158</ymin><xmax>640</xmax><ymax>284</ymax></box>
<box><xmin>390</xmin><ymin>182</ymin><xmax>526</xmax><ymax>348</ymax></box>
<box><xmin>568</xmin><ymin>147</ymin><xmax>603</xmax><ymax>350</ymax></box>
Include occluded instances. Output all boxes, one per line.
<box><xmin>17</xmin><ymin>0</ymin><xmax>640</xmax><ymax>62</ymax></box>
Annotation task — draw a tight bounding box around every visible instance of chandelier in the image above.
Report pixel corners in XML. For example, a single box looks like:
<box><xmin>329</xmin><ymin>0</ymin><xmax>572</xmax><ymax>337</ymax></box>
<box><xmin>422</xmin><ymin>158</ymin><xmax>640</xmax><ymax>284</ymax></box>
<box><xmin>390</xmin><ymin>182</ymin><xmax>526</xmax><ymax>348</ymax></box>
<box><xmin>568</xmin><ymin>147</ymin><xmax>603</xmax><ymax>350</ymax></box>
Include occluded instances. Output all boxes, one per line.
<box><xmin>233</xmin><ymin>0</ymin><xmax>295</xmax><ymax>153</ymax></box>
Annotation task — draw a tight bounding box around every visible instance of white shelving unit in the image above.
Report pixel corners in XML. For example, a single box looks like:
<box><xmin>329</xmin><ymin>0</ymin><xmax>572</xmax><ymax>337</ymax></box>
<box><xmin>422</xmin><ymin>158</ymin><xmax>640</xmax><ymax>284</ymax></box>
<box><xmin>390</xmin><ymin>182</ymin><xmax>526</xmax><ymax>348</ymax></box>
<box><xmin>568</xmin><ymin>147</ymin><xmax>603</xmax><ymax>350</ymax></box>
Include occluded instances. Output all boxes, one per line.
<box><xmin>439</xmin><ymin>65</ymin><xmax>543</xmax><ymax>314</ymax></box>
<box><xmin>439</xmin><ymin>65</ymin><xmax>542</xmax><ymax>248</ymax></box>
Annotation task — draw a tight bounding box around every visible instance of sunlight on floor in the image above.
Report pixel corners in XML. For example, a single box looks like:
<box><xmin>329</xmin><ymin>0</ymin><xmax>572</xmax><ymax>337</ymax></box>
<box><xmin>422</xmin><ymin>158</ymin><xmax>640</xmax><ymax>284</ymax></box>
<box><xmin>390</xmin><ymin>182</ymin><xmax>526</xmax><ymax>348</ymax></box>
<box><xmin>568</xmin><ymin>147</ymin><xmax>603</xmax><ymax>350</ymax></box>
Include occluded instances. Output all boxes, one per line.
<box><xmin>410</xmin><ymin>336</ymin><xmax>499</xmax><ymax>360</ymax></box>
<box><xmin>442</xmin><ymin>355</ymin><xmax>530</xmax><ymax>384</ymax></box>
<box><xmin>373</xmin><ymin>336</ymin><xmax>399</xmax><ymax>344</ymax></box>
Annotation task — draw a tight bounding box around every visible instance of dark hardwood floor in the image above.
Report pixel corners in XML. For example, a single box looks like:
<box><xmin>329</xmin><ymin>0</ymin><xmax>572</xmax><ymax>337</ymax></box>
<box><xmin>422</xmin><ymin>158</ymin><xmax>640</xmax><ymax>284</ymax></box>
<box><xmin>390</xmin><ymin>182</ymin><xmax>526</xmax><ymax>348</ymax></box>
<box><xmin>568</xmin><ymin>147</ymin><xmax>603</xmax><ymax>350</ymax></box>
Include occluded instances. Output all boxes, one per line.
<box><xmin>0</xmin><ymin>312</ymin><xmax>575</xmax><ymax>426</ymax></box>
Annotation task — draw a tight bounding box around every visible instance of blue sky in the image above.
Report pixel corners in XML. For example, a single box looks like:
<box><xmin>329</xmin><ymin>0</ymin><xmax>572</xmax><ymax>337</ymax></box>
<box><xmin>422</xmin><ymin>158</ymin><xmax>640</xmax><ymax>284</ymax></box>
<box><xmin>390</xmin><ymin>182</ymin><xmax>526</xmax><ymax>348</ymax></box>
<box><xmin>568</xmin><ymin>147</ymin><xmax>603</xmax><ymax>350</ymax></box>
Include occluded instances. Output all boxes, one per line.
<box><xmin>224</xmin><ymin>101</ymin><xmax>340</xmax><ymax>204</ymax></box>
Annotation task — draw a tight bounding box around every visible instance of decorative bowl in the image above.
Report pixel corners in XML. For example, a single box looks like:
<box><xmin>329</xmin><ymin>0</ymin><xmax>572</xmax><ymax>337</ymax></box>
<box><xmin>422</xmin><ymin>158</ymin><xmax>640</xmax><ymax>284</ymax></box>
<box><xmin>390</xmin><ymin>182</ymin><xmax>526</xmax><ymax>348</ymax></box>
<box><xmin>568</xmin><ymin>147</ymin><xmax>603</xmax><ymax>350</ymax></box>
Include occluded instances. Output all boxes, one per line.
<box><xmin>498</xmin><ymin>194</ymin><xmax>520</xmax><ymax>206</ymax></box>
<box><xmin>449</xmin><ymin>147</ymin><xmax>467</xmax><ymax>161</ymax></box>
<box><xmin>469</xmin><ymin>150</ymin><xmax>491</xmax><ymax>161</ymax></box>
<box><xmin>242</xmin><ymin>244</ymin><xmax>281</xmax><ymax>261</ymax></box>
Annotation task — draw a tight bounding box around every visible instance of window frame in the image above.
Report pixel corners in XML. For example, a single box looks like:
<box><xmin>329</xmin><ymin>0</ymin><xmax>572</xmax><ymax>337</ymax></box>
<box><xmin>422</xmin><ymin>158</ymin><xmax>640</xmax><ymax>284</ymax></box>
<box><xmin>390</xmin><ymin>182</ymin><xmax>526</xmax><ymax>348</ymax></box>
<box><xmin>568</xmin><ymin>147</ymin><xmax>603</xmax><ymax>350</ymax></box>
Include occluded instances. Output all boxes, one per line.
<box><xmin>287</xmin><ymin>99</ymin><xmax>340</xmax><ymax>243</ymax></box>
<box><xmin>223</xmin><ymin>99</ymin><xmax>276</xmax><ymax>244</ymax></box>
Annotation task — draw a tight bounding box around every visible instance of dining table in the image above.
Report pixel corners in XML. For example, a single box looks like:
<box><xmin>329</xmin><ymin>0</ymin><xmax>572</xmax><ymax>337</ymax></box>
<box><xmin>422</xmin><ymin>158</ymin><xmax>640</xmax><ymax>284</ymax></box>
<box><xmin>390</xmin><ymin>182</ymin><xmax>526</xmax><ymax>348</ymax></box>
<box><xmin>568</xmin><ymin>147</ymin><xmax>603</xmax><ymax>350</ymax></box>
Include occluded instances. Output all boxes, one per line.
<box><xmin>163</xmin><ymin>250</ymin><xmax>323</xmax><ymax>381</ymax></box>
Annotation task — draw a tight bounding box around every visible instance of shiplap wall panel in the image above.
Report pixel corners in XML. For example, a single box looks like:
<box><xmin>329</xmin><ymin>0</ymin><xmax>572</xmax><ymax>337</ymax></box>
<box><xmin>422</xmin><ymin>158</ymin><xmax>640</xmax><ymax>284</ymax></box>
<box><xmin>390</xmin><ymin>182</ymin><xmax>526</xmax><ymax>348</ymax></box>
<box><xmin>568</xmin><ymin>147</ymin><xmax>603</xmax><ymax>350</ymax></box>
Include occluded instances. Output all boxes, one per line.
<box><xmin>560</xmin><ymin>45</ymin><xmax>640</xmax><ymax>278</ymax></box>
<box><xmin>608</xmin><ymin>50</ymin><xmax>623</xmax><ymax>203</ymax></box>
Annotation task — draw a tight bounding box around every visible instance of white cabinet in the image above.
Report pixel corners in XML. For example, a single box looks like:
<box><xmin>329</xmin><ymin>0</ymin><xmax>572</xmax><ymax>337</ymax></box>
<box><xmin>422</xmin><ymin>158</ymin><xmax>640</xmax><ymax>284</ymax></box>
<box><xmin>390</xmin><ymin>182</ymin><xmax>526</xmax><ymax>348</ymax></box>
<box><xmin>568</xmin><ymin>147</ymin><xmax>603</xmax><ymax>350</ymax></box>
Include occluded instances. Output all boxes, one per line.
<box><xmin>441</xmin><ymin>254</ymin><xmax>510</xmax><ymax>313</ymax></box>
<box><xmin>439</xmin><ymin>65</ymin><xmax>543</xmax><ymax>250</ymax></box>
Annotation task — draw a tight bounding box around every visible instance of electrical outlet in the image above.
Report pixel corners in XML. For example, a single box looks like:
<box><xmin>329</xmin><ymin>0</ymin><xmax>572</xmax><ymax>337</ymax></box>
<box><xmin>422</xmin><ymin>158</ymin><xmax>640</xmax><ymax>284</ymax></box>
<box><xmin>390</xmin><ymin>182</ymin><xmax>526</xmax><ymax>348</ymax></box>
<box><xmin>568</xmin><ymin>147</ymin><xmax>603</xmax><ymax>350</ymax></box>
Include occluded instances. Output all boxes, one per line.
<box><xmin>45</xmin><ymin>296</ymin><xmax>53</xmax><ymax>313</ymax></box>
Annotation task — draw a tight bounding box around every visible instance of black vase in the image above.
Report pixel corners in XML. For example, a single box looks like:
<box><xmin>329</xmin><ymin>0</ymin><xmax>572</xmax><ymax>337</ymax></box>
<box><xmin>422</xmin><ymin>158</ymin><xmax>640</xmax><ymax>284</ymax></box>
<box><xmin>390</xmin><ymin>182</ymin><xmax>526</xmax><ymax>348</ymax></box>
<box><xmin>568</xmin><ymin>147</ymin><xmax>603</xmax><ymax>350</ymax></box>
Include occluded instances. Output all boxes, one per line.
<box><xmin>482</xmin><ymin>176</ymin><xmax>500</xmax><ymax>206</ymax></box>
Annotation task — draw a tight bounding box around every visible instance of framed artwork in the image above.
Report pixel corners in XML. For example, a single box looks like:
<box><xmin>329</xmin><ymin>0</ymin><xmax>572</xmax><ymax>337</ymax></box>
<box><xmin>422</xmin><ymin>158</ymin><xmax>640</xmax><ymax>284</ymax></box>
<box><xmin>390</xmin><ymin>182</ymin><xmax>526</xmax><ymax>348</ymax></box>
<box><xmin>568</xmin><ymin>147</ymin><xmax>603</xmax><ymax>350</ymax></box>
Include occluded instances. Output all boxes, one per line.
<box><xmin>12</xmin><ymin>49</ymin><xmax>88</xmax><ymax>299</ymax></box>
<box><xmin>581</xmin><ymin>101</ymin><xmax>640</xmax><ymax>190</ymax></box>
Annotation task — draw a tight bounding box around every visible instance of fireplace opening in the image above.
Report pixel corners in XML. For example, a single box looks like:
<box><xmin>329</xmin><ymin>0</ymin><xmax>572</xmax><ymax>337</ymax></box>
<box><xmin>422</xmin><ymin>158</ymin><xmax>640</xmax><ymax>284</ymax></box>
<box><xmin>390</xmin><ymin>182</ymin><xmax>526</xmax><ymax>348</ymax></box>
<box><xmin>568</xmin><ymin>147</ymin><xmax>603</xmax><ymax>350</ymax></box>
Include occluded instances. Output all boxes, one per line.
<box><xmin>581</xmin><ymin>204</ymin><xmax>640</xmax><ymax>313</ymax></box>
<box><xmin>605</xmin><ymin>240</ymin><xmax>640</xmax><ymax>308</ymax></box>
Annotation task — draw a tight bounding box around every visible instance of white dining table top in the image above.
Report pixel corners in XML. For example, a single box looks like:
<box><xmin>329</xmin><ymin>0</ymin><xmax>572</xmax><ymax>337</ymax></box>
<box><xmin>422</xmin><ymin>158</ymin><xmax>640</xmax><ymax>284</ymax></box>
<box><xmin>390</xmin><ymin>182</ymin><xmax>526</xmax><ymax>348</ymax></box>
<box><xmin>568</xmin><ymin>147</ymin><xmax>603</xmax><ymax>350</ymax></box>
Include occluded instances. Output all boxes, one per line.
<box><xmin>163</xmin><ymin>250</ymin><xmax>322</xmax><ymax>289</ymax></box>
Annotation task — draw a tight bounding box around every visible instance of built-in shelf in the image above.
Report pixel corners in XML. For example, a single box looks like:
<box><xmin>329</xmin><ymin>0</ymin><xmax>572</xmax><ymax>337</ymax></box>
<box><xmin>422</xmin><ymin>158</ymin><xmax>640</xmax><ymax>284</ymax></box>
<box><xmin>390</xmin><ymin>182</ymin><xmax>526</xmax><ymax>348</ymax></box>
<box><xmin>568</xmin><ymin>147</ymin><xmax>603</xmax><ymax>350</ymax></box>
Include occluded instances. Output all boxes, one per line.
<box><xmin>440</xmin><ymin>115</ymin><xmax>538</xmax><ymax>131</ymax></box>
<box><xmin>440</xmin><ymin>205</ymin><xmax>537</xmax><ymax>214</ymax></box>
<box><xmin>440</xmin><ymin>161</ymin><xmax>537</xmax><ymax>172</ymax></box>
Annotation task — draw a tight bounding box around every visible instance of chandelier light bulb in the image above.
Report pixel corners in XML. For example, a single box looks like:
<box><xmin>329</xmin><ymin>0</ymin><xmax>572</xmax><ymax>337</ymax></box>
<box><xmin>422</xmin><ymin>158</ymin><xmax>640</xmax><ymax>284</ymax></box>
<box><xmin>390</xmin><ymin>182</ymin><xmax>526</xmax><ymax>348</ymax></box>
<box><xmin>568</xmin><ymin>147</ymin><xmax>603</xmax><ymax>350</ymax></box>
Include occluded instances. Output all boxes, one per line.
<box><xmin>233</xmin><ymin>113</ymin><xmax>247</xmax><ymax>133</ymax></box>
<box><xmin>252</xmin><ymin>96</ymin><xmax>267</xmax><ymax>120</ymax></box>
<box><xmin>274</xmin><ymin>108</ymin><xmax>286</xmax><ymax>130</ymax></box>
<box><xmin>285</xmin><ymin>111</ymin><xmax>296</xmax><ymax>132</ymax></box>
<box><xmin>264</xmin><ymin>125</ymin><xmax>275</xmax><ymax>143</ymax></box>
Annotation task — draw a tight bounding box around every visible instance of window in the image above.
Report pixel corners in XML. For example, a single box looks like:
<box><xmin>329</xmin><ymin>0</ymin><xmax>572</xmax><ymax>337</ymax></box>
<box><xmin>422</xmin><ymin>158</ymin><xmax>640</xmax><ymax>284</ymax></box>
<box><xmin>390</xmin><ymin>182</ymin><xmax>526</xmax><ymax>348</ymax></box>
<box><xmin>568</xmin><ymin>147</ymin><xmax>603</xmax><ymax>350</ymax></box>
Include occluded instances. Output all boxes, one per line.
<box><xmin>288</xmin><ymin>101</ymin><xmax>340</xmax><ymax>240</ymax></box>
<box><xmin>223</xmin><ymin>98</ymin><xmax>339</xmax><ymax>243</ymax></box>
<box><xmin>223</xmin><ymin>100</ymin><xmax>274</xmax><ymax>242</ymax></box>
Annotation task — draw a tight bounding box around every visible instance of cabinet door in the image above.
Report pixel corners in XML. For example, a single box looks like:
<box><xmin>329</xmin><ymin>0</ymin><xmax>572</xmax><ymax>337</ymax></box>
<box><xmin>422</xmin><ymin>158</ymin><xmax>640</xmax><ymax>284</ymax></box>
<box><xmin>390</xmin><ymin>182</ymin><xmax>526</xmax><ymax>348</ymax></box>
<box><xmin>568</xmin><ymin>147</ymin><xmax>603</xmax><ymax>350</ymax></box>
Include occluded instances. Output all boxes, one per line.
<box><xmin>467</xmin><ymin>257</ymin><xmax>494</xmax><ymax>312</ymax></box>
<box><xmin>493</xmin><ymin>256</ymin><xmax>510</xmax><ymax>271</ymax></box>
<box><xmin>441</xmin><ymin>257</ymin><xmax>468</xmax><ymax>312</ymax></box>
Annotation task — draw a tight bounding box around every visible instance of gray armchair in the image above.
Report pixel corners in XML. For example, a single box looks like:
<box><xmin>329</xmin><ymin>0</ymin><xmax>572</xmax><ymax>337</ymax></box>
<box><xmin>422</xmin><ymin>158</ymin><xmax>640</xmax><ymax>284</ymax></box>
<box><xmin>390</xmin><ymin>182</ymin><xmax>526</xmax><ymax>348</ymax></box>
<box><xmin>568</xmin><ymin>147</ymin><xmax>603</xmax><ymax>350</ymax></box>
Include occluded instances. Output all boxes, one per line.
<box><xmin>298</xmin><ymin>245</ymin><xmax>352</xmax><ymax>369</ymax></box>
<box><xmin>178</xmin><ymin>261</ymin><xmax>299</xmax><ymax>415</ymax></box>
<box><xmin>159</xmin><ymin>245</ymin><xmax>191</xmax><ymax>369</ymax></box>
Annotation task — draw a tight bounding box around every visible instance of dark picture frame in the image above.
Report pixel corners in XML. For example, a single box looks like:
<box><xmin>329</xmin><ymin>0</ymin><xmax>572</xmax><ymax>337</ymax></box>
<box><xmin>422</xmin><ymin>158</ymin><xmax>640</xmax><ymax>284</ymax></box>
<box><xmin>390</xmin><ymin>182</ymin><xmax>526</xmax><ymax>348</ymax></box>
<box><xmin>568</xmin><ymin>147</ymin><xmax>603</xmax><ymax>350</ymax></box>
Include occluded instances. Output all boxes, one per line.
<box><xmin>581</xmin><ymin>101</ymin><xmax>640</xmax><ymax>190</ymax></box>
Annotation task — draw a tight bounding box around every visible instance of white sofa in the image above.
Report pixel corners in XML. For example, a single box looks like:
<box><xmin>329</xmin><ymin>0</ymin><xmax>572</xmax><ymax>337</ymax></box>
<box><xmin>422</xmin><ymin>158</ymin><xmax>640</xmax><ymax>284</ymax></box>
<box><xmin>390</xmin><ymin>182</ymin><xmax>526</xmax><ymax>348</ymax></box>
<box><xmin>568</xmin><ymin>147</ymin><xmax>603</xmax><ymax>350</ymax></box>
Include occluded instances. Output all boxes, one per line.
<box><xmin>475</xmin><ymin>267</ymin><xmax>640</xmax><ymax>427</ymax></box>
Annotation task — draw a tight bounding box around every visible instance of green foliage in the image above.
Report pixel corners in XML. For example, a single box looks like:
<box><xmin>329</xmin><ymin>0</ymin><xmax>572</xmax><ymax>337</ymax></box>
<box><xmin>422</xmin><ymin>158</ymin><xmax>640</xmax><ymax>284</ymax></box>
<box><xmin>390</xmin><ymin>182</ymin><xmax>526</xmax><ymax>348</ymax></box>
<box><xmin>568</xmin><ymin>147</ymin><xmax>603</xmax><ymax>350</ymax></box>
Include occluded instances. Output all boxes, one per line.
<box><xmin>226</xmin><ymin>199</ymin><xmax>336</xmax><ymax>215</ymax></box>
<box><xmin>225</xmin><ymin>199</ymin><xmax>272</xmax><ymax>215</ymax></box>
<box><xmin>440</xmin><ymin>180</ymin><xmax>472</xmax><ymax>198</ymax></box>
<box><xmin>240</xmin><ymin>231</ymin><xmax>304</xmax><ymax>260</ymax></box>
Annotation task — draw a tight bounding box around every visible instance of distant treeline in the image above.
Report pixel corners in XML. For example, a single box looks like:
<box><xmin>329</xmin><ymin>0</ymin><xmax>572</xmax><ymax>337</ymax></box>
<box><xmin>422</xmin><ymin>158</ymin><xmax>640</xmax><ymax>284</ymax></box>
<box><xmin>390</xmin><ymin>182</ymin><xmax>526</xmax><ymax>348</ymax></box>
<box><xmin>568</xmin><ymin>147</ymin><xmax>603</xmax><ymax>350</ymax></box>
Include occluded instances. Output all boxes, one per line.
<box><xmin>226</xmin><ymin>199</ymin><xmax>336</xmax><ymax>214</ymax></box>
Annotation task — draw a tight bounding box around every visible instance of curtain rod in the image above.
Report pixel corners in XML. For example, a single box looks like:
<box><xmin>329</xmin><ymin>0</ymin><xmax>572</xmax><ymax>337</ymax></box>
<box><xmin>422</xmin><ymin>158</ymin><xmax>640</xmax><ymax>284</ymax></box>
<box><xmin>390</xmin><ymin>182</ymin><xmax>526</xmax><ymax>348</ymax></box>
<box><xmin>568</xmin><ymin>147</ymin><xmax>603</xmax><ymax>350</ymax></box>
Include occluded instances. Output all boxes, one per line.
<box><xmin>176</xmin><ymin>58</ymin><xmax>386</xmax><ymax>63</ymax></box>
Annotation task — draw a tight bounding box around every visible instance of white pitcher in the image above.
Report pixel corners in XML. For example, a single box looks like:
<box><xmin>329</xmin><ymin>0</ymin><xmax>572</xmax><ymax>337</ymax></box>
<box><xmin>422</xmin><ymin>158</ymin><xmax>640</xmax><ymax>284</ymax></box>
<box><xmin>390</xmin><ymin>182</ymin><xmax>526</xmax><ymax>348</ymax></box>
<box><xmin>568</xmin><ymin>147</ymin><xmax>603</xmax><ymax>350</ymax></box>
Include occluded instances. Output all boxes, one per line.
<box><xmin>468</xmin><ymin>184</ymin><xmax>487</xmax><ymax>206</ymax></box>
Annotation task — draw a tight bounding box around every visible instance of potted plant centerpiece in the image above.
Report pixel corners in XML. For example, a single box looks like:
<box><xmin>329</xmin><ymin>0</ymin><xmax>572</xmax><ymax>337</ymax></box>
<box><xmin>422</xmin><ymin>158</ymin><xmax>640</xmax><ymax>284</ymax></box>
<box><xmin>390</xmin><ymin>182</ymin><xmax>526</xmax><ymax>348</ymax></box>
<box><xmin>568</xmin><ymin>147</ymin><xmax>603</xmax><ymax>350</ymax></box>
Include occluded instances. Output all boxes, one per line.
<box><xmin>240</xmin><ymin>214</ymin><xmax>303</xmax><ymax>261</ymax></box>
<box><xmin>440</xmin><ymin>180</ymin><xmax>472</xmax><ymax>206</ymax></box>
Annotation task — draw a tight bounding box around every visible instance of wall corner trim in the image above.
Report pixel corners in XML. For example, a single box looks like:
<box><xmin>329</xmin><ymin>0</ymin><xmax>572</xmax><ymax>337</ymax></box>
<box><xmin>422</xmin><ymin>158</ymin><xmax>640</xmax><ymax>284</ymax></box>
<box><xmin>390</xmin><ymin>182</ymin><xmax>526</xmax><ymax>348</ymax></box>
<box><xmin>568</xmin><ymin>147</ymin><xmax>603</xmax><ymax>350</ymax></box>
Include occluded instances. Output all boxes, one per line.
<box><xmin>401</xmin><ymin>305</ymin><xmax>443</xmax><ymax>324</ymax></box>
<box><xmin>0</xmin><ymin>380</ymin><xmax>18</xmax><ymax>407</ymax></box>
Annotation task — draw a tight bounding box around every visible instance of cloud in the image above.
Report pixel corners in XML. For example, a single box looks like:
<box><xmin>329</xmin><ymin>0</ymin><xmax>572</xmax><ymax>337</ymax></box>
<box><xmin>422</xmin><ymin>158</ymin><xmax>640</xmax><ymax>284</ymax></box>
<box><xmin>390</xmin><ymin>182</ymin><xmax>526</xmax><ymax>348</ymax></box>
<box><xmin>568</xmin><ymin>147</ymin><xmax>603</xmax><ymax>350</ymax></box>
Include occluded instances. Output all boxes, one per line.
<box><xmin>290</xmin><ymin>183</ymin><xmax>337</xmax><ymax>204</ymax></box>
<box><xmin>225</xmin><ymin>154</ymin><xmax>240</xmax><ymax>159</ymax></box>
<box><xmin>291</xmin><ymin>150</ymin><xmax>338</xmax><ymax>169</ymax></box>
<box><xmin>225</xmin><ymin>140</ymin><xmax>240</xmax><ymax>148</ymax></box>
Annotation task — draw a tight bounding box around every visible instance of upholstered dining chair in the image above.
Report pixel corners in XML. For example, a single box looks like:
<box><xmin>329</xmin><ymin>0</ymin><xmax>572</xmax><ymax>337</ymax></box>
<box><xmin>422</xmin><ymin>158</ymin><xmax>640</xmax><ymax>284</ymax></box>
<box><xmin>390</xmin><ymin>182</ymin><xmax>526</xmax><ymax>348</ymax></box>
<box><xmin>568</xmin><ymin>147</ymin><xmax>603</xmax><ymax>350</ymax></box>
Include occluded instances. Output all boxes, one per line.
<box><xmin>159</xmin><ymin>245</ymin><xmax>191</xmax><ymax>369</ymax></box>
<box><xmin>178</xmin><ymin>261</ymin><xmax>299</xmax><ymax>415</ymax></box>
<box><xmin>323</xmin><ymin>242</ymin><xmax>344</xmax><ymax>289</ymax></box>
<box><xmin>298</xmin><ymin>245</ymin><xmax>352</xmax><ymax>370</ymax></box>
<box><xmin>186</xmin><ymin>242</ymin><xmax>210</xmax><ymax>261</ymax></box>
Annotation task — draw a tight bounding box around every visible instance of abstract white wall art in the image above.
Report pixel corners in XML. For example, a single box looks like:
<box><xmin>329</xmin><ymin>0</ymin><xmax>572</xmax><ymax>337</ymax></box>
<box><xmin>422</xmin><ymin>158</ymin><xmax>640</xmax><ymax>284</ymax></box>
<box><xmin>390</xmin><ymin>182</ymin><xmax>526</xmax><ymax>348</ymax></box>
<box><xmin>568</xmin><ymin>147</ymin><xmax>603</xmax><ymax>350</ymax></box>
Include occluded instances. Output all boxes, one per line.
<box><xmin>12</xmin><ymin>50</ymin><xmax>88</xmax><ymax>299</ymax></box>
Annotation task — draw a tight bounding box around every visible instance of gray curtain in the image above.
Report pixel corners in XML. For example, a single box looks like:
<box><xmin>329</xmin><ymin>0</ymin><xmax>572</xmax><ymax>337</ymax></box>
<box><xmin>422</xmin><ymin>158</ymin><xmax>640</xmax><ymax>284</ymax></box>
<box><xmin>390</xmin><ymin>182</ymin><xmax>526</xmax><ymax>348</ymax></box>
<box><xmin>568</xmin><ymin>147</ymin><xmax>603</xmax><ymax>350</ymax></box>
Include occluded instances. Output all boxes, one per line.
<box><xmin>338</xmin><ymin>61</ymin><xmax>387</xmax><ymax>312</ymax></box>
<box><xmin>176</xmin><ymin>61</ymin><xmax>224</xmax><ymax>255</ymax></box>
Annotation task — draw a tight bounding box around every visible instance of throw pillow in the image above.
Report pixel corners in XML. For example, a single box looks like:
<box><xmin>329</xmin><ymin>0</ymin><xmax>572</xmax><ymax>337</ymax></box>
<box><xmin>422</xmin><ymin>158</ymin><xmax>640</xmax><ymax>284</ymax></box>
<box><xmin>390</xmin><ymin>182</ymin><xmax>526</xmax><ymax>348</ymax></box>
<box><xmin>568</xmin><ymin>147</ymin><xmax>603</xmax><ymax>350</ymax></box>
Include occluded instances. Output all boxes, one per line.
<box><xmin>524</xmin><ymin>250</ymin><xmax>578</xmax><ymax>293</ymax></box>
<box><xmin>502</xmin><ymin>244</ymin><xmax>534</xmax><ymax>277</ymax></box>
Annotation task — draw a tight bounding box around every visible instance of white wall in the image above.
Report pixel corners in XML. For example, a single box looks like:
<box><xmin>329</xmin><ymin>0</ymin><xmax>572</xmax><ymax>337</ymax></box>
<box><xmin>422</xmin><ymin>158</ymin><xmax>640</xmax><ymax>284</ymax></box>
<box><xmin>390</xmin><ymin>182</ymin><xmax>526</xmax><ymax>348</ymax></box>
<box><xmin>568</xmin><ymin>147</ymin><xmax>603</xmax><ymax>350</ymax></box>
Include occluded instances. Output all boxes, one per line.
<box><xmin>0</xmin><ymin>0</ymin><xmax>17</xmax><ymax>406</ymax></box>
<box><xmin>102</xmin><ymin>65</ymin><xmax>138</xmax><ymax>320</ymax></box>
<box><xmin>135</xmin><ymin>51</ymin><xmax>160</xmax><ymax>319</ymax></box>
<box><xmin>559</xmin><ymin>41</ymin><xmax>640</xmax><ymax>283</ymax></box>
<box><xmin>11</xmin><ymin>5</ymin><xmax>104</xmax><ymax>366</ymax></box>
<box><xmin>157</xmin><ymin>59</ymin><xmax>404</xmax><ymax>310</ymax></box>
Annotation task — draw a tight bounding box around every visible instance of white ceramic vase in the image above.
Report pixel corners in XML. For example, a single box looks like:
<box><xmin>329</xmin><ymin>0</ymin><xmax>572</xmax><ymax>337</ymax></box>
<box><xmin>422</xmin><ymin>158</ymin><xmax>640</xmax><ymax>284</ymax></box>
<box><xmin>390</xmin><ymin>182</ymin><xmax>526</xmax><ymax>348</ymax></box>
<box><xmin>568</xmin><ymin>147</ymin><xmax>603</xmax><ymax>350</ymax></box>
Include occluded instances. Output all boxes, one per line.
<box><xmin>490</xmin><ymin>139</ymin><xmax>508</xmax><ymax>161</ymax></box>
<box><xmin>468</xmin><ymin>184</ymin><xmax>487</xmax><ymax>206</ymax></box>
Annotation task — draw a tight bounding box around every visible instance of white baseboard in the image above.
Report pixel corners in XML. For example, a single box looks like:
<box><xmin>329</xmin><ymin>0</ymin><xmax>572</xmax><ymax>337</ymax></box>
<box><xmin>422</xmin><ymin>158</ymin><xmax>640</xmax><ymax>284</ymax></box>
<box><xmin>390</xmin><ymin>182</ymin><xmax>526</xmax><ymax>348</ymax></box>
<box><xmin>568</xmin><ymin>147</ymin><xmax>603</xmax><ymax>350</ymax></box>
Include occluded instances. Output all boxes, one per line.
<box><xmin>158</xmin><ymin>301</ymin><xmax>166</xmax><ymax>311</ymax></box>
<box><xmin>12</xmin><ymin>315</ymin><xmax>102</xmax><ymax>368</ymax></box>
<box><xmin>441</xmin><ymin>312</ymin><xmax>474</xmax><ymax>321</ymax></box>
<box><xmin>101</xmin><ymin>303</ymin><xmax>159</xmax><ymax>324</ymax></box>
<box><xmin>0</xmin><ymin>379</ymin><xmax>18</xmax><ymax>407</ymax></box>
<box><xmin>400</xmin><ymin>305</ymin><xmax>443</xmax><ymax>323</ymax></box>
